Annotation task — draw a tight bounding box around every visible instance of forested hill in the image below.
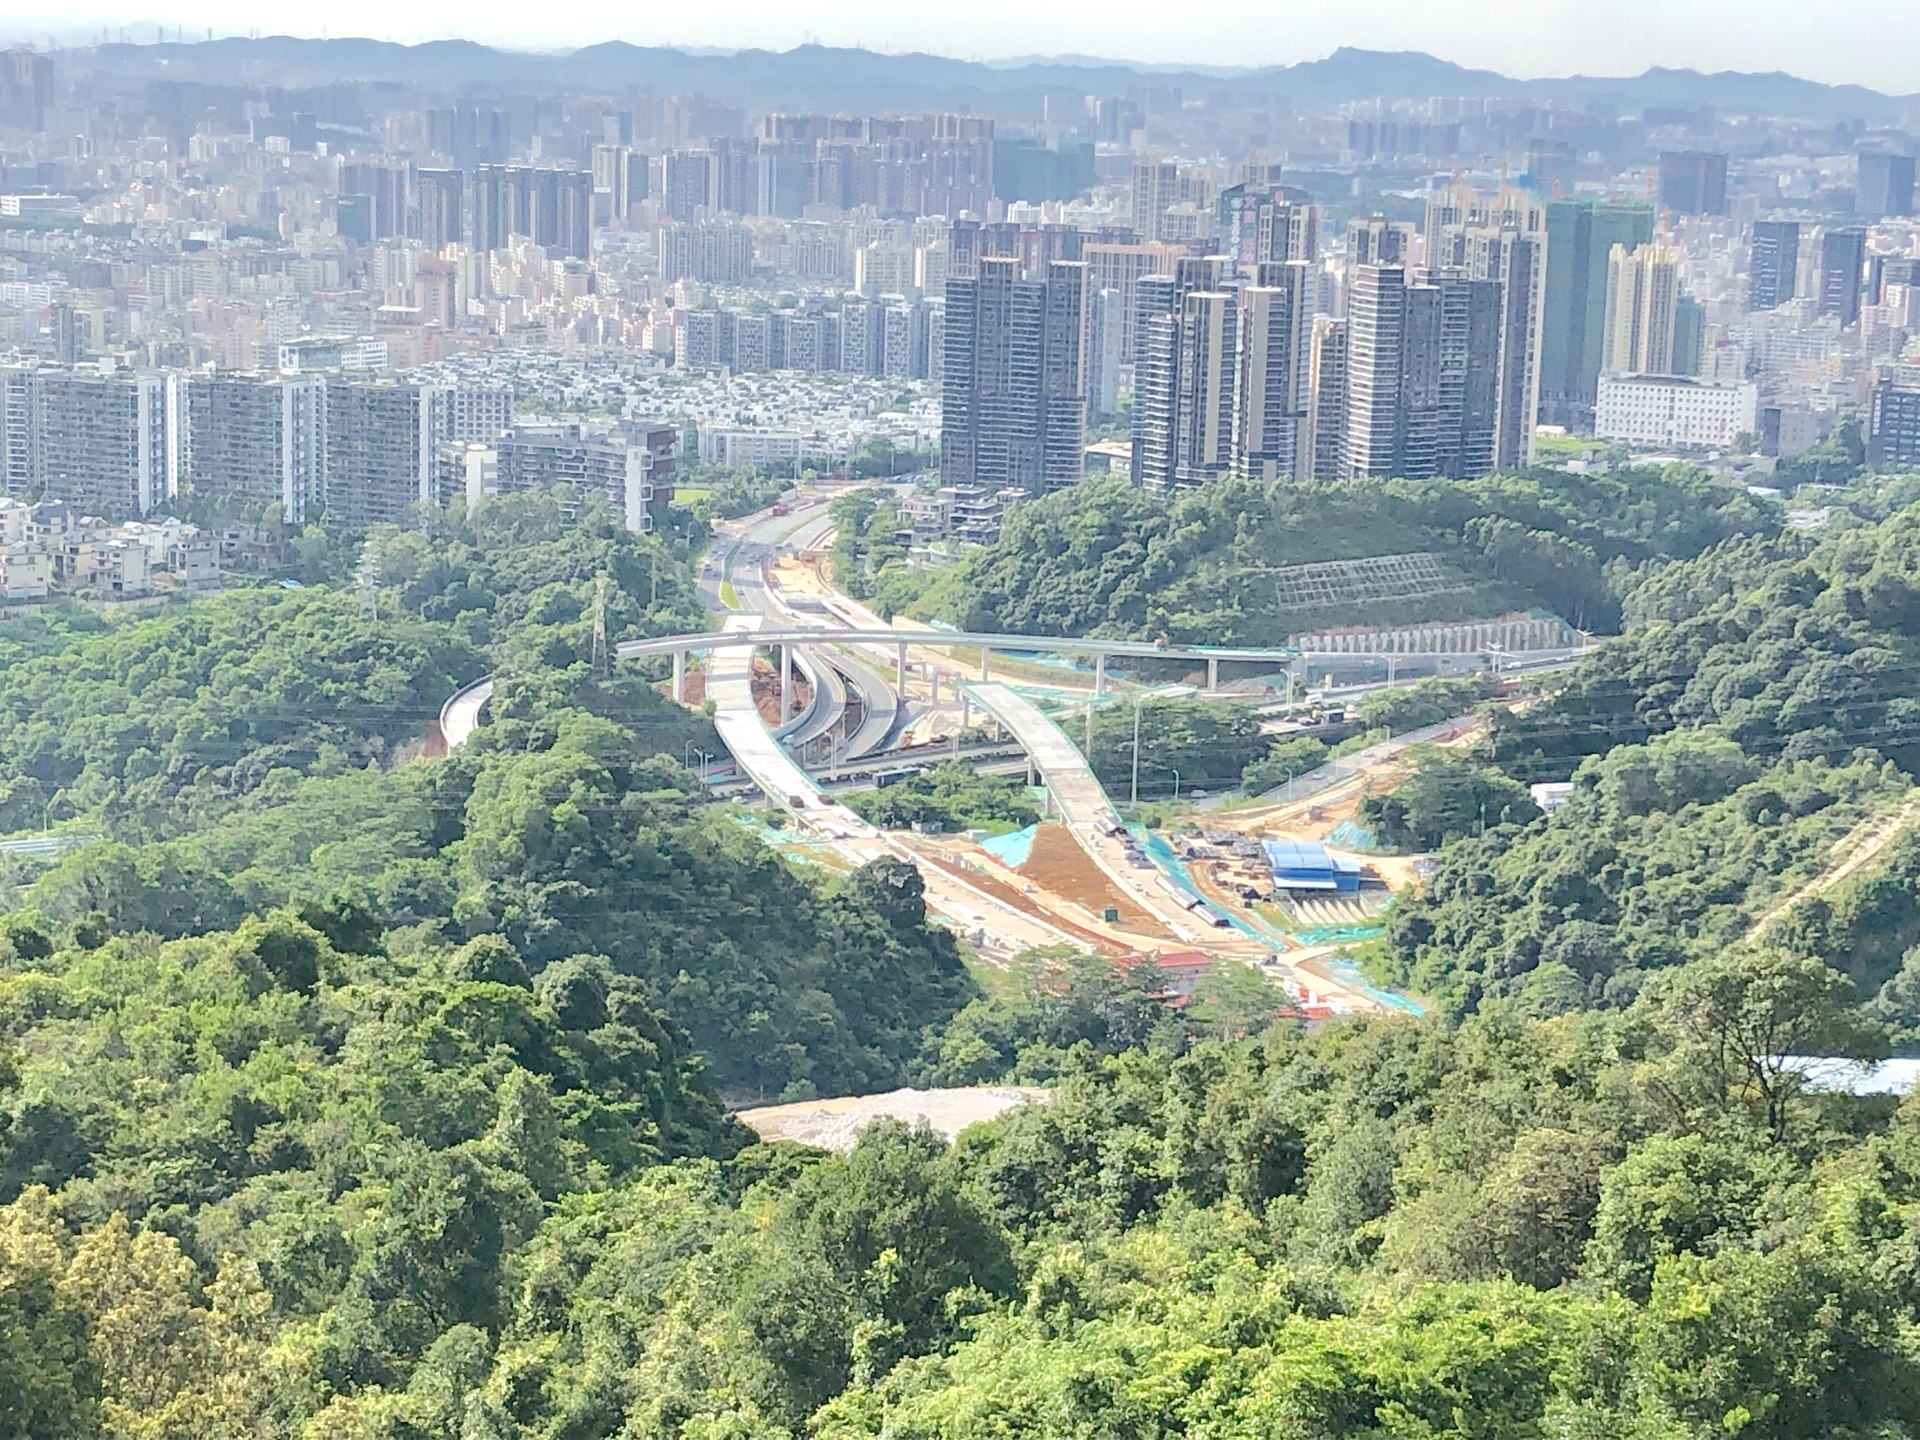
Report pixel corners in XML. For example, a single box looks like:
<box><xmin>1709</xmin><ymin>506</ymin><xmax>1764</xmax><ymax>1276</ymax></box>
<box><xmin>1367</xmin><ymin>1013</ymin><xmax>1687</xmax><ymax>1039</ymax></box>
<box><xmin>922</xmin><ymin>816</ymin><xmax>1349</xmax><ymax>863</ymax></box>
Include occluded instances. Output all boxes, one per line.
<box><xmin>1385</xmin><ymin>495</ymin><xmax>1920</xmax><ymax>1027</ymax></box>
<box><xmin>1491</xmin><ymin>507</ymin><xmax>1920</xmax><ymax>777</ymax></box>
<box><xmin>874</xmin><ymin>469</ymin><xmax>1776</xmax><ymax>645</ymax></box>
<box><xmin>0</xmin><ymin>490</ymin><xmax>975</xmax><ymax>1101</ymax></box>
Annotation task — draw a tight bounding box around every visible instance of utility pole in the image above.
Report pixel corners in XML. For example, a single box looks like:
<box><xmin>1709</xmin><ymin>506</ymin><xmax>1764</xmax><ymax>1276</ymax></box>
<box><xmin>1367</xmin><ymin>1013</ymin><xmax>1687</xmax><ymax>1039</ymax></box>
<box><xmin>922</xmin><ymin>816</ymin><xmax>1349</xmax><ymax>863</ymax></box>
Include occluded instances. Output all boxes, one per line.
<box><xmin>355</xmin><ymin>544</ymin><xmax>379</xmax><ymax>622</ymax></box>
<box><xmin>590</xmin><ymin>572</ymin><xmax>610</xmax><ymax>679</ymax></box>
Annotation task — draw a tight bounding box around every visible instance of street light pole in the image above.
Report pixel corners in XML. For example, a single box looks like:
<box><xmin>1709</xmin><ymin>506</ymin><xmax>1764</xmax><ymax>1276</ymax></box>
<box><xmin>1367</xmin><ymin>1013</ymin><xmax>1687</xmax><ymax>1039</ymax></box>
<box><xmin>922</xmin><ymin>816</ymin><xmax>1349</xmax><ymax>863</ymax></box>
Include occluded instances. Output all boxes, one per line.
<box><xmin>1130</xmin><ymin>695</ymin><xmax>1144</xmax><ymax>807</ymax></box>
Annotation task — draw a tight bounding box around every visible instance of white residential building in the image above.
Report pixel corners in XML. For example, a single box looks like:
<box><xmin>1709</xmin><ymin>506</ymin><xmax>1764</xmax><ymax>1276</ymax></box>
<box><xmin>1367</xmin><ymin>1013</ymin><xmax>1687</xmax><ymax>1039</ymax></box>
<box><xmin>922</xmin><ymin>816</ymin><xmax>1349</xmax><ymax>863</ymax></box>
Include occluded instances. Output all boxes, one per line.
<box><xmin>1596</xmin><ymin>374</ymin><xmax>1759</xmax><ymax>450</ymax></box>
<box><xmin>0</xmin><ymin>542</ymin><xmax>50</xmax><ymax>599</ymax></box>
<box><xmin>93</xmin><ymin>539</ymin><xmax>151</xmax><ymax>597</ymax></box>
<box><xmin>698</xmin><ymin>426</ymin><xmax>805</xmax><ymax>470</ymax></box>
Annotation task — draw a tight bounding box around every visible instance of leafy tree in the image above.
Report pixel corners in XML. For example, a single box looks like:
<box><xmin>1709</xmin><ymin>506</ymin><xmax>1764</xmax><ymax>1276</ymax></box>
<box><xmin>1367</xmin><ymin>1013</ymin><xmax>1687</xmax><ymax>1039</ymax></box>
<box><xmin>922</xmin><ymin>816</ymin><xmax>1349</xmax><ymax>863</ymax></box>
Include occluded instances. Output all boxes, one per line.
<box><xmin>0</xmin><ymin>1232</ymin><xmax>100</xmax><ymax>1438</ymax></box>
<box><xmin>0</xmin><ymin>587</ymin><xmax>482</xmax><ymax>840</ymax></box>
<box><xmin>1868</xmin><ymin>945</ymin><xmax>1920</xmax><ymax>1051</ymax></box>
<box><xmin>1628</xmin><ymin>1238</ymin><xmax>1917</xmax><ymax>1437</ymax></box>
<box><xmin>1584</xmin><ymin>1133</ymin><xmax>1791</xmax><ymax>1302</ymax></box>
<box><xmin>914</xmin><ymin>948</ymin><xmax>1178</xmax><ymax>1086</ymax></box>
<box><xmin>843</xmin><ymin>762</ymin><xmax>1038</xmax><ymax>833</ymax></box>
<box><xmin>1187</xmin><ymin>961</ymin><xmax>1294</xmax><ymax>1041</ymax></box>
<box><xmin>1493</xmin><ymin>504</ymin><xmax>1920</xmax><ymax>779</ymax></box>
<box><xmin>1087</xmin><ymin>697</ymin><xmax>1268</xmax><ymax>797</ymax></box>
<box><xmin>1359</xmin><ymin>749</ymin><xmax>1542</xmax><ymax>850</ymax></box>
<box><xmin>677</xmin><ymin>464</ymin><xmax>790</xmax><ymax>521</ymax></box>
<box><xmin>1354</xmin><ymin>673</ymin><xmax>1500</xmax><ymax>734</ymax></box>
<box><xmin>1635</xmin><ymin>945</ymin><xmax>1887</xmax><ymax>1140</ymax></box>
<box><xmin>742</xmin><ymin>1121</ymin><xmax>1015</xmax><ymax>1418</ymax></box>
<box><xmin>1241</xmin><ymin>733</ymin><xmax>1329</xmax><ymax>794</ymax></box>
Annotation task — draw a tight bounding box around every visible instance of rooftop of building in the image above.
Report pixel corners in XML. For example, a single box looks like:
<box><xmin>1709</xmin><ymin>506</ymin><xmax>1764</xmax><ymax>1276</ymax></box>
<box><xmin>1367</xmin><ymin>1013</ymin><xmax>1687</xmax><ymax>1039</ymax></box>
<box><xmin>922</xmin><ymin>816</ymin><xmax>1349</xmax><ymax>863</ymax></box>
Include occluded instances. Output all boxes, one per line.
<box><xmin>1261</xmin><ymin>839</ymin><xmax>1366</xmax><ymax>890</ymax></box>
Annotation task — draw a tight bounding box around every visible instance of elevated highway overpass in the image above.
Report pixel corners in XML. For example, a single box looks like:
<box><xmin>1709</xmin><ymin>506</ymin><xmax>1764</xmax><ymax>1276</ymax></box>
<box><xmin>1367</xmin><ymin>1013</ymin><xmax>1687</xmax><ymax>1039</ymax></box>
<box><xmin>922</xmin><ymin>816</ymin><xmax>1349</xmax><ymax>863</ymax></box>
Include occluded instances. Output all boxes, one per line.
<box><xmin>440</xmin><ymin>626</ymin><xmax>1319</xmax><ymax>750</ymax></box>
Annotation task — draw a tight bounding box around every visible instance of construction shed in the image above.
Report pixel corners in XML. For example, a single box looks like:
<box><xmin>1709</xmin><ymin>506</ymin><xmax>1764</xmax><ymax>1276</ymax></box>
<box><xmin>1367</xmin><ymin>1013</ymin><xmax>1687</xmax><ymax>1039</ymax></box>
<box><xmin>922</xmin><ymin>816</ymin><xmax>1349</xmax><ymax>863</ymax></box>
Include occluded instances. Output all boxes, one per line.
<box><xmin>1261</xmin><ymin>839</ymin><xmax>1364</xmax><ymax>893</ymax></box>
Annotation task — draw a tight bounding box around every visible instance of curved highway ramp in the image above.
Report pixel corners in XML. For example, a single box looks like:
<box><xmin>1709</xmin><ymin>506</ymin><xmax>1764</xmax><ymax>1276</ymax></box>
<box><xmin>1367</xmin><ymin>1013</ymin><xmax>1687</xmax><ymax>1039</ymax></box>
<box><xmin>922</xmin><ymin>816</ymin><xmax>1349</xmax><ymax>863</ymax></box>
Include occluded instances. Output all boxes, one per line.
<box><xmin>697</xmin><ymin>618</ymin><xmax>1082</xmax><ymax>956</ymax></box>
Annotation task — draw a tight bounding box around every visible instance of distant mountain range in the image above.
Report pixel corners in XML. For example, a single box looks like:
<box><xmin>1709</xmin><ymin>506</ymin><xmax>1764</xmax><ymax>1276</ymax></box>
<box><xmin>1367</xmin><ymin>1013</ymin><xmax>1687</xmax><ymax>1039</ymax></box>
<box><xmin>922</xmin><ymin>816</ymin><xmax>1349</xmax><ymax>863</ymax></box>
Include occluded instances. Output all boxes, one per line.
<box><xmin>45</xmin><ymin>38</ymin><xmax>1920</xmax><ymax>125</ymax></box>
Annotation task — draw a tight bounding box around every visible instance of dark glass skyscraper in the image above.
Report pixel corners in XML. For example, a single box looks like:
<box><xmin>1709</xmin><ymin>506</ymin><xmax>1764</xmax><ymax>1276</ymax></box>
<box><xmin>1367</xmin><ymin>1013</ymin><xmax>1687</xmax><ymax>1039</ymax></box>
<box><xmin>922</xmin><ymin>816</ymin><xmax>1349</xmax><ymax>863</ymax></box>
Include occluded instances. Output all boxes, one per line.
<box><xmin>1820</xmin><ymin>228</ymin><xmax>1867</xmax><ymax>325</ymax></box>
<box><xmin>1539</xmin><ymin>198</ymin><xmax>1656</xmax><ymax>429</ymax></box>
<box><xmin>1659</xmin><ymin>151</ymin><xmax>1729</xmax><ymax>215</ymax></box>
<box><xmin>1748</xmin><ymin>219</ymin><xmax>1800</xmax><ymax>311</ymax></box>
<box><xmin>1858</xmin><ymin>152</ymin><xmax>1916</xmax><ymax>219</ymax></box>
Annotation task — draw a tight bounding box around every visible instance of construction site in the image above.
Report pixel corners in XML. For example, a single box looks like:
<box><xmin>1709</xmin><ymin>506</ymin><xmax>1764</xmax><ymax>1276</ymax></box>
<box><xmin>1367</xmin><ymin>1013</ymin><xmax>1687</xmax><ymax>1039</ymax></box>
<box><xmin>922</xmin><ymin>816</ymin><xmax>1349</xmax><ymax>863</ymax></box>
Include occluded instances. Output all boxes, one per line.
<box><xmin>428</xmin><ymin>489</ymin><xmax>1557</xmax><ymax>1023</ymax></box>
<box><xmin>637</xmin><ymin>494</ymin><xmax>1539</xmax><ymax>1021</ymax></box>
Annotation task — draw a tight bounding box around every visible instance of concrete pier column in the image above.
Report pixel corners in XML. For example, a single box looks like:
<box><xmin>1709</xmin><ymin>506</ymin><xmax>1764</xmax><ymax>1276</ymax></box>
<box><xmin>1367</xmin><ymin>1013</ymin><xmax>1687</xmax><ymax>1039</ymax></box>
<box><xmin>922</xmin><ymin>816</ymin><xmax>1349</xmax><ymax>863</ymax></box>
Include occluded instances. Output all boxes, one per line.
<box><xmin>672</xmin><ymin>649</ymin><xmax>686</xmax><ymax>704</ymax></box>
<box><xmin>779</xmin><ymin>645</ymin><xmax>793</xmax><ymax>720</ymax></box>
<box><xmin>981</xmin><ymin>649</ymin><xmax>992</xmax><ymax>683</ymax></box>
<box><xmin>896</xmin><ymin>640</ymin><xmax>908</xmax><ymax>703</ymax></box>
<box><xmin>1094</xmin><ymin>653</ymin><xmax>1107</xmax><ymax>696</ymax></box>
<box><xmin>1207</xmin><ymin>656</ymin><xmax>1220</xmax><ymax>692</ymax></box>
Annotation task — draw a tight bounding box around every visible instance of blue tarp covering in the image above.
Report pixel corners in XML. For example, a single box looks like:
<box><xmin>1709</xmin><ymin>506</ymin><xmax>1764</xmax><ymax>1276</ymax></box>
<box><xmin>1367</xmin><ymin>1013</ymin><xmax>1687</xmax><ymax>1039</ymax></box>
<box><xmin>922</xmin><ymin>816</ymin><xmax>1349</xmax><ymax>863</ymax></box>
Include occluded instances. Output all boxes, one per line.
<box><xmin>979</xmin><ymin>823</ymin><xmax>1039</xmax><ymax>869</ymax></box>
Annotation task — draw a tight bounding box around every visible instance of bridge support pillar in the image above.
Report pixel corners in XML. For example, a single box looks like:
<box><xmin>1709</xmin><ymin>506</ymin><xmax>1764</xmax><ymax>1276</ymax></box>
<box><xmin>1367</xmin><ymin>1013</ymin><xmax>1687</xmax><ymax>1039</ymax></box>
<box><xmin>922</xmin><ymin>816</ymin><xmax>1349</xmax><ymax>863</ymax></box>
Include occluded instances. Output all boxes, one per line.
<box><xmin>1094</xmin><ymin>653</ymin><xmax>1107</xmax><ymax>696</ymax></box>
<box><xmin>672</xmin><ymin>650</ymin><xmax>686</xmax><ymax>705</ymax></box>
<box><xmin>896</xmin><ymin>640</ymin><xmax>908</xmax><ymax>704</ymax></box>
<box><xmin>980</xmin><ymin>649</ymin><xmax>991</xmax><ymax>683</ymax></box>
<box><xmin>1207</xmin><ymin>656</ymin><xmax>1219</xmax><ymax>693</ymax></box>
<box><xmin>960</xmin><ymin>693</ymin><xmax>971</xmax><ymax>731</ymax></box>
<box><xmin>929</xmin><ymin>670</ymin><xmax>940</xmax><ymax>705</ymax></box>
<box><xmin>779</xmin><ymin>645</ymin><xmax>792</xmax><ymax>721</ymax></box>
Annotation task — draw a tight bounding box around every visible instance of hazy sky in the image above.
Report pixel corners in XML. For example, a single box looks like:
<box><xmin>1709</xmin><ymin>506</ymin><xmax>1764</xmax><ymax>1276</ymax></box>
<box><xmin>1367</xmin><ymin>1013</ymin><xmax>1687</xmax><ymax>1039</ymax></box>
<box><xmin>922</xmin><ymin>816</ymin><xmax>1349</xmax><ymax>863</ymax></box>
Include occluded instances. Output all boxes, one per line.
<box><xmin>25</xmin><ymin>0</ymin><xmax>1920</xmax><ymax>93</ymax></box>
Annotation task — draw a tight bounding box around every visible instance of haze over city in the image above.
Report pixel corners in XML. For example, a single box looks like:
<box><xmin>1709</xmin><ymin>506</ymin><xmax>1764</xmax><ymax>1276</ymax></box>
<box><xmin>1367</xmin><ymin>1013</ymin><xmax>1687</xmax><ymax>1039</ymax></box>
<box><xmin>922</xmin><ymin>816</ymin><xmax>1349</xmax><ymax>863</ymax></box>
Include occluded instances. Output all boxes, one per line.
<box><xmin>3</xmin><ymin>8</ymin><xmax>1918</xmax><ymax>92</ymax></box>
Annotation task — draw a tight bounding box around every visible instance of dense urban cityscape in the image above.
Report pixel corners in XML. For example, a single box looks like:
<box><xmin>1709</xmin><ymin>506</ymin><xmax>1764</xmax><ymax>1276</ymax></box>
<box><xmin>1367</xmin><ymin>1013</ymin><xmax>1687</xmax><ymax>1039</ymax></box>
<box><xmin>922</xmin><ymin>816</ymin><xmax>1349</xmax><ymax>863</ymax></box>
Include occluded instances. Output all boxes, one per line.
<box><xmin>7</xmin><ymin>28</ymin><xmax>1920</xmax><ymax>1440</ymax></box>
<box><xmin>2</xmin><ymin>39</ymin><xmax>1920</xmax><ymax>594</ymax></box>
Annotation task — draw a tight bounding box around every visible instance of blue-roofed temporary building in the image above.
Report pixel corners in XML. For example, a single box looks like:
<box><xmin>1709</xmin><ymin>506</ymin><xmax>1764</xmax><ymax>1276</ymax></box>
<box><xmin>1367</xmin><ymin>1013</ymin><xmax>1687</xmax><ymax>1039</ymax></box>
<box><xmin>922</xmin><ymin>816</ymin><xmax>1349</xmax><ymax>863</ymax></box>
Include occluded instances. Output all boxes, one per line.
<box><xmin>1262</xmin><ymin>838</ymin><xmax>1364</xmax><ymax>892</ymax></box>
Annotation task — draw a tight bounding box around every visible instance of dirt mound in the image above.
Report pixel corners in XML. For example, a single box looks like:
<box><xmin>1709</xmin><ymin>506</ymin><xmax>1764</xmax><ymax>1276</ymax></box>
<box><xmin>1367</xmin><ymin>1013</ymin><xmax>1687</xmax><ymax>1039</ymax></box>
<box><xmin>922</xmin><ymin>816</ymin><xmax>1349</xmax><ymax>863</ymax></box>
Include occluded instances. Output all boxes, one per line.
<box><xmin>1017</xmin><ymin>822</ymin><xmax>1174</xmax><ymax>939</ymax></box>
